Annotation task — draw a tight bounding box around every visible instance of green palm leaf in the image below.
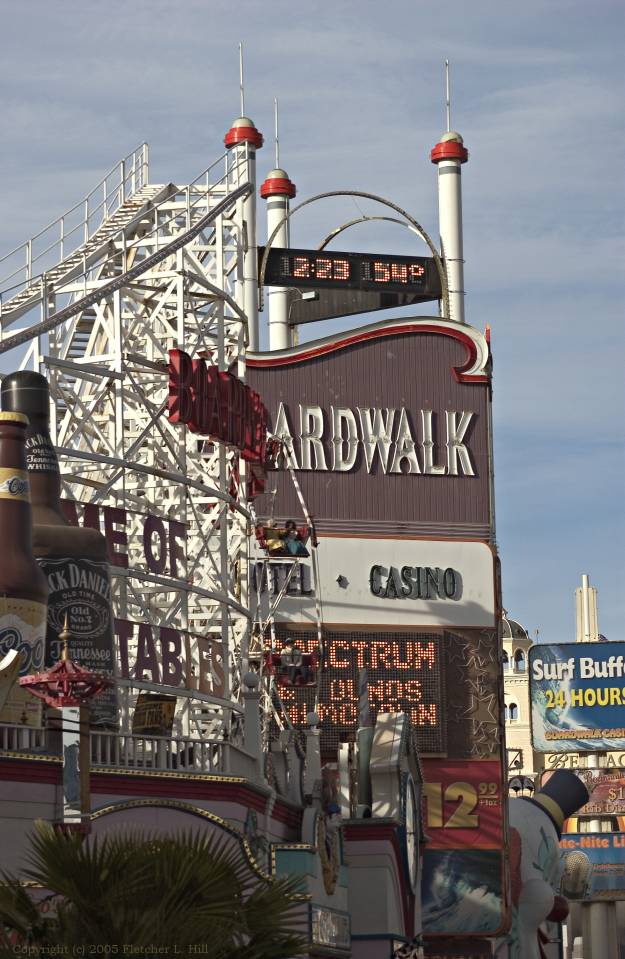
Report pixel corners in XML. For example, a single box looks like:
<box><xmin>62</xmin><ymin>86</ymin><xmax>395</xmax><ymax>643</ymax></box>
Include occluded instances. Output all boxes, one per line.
<box><xmin>0</xmin><ymin>821</ymin><xmax>306</xmax><ymax>958</ymax></box>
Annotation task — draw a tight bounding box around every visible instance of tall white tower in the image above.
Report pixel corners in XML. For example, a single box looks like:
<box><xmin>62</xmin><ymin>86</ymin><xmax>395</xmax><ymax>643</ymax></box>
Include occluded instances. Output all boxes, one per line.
<box><xmin>224</xmin><ymin>116</ymin><xmax>263</xmax><ymax>350</ymax></box>
<box><xmin>260</xmin><ymin>167</ymin><xmax>296</xmax><ymax>351</ymax></box>
<box><xmin>575</xmin><ymin>573</ymin><xmax>600</xmax><ymax>642</ymax></box>
<box><xmin>430</xmin><ymin>130</ymin><xmax>469</xmax><ymax>323</ymax></box>
<box><xmin>430</xmin><ymin>129</ymin><xmax>469</xmax><ymax>325</ymax></box>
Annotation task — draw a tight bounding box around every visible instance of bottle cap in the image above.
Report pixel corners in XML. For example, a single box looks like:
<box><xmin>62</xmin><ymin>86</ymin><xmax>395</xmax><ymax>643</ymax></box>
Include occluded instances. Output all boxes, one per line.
<box><xmin>0</xmin><ymin>411</ymin><xmax>29</xmax><ymax>426</ymax></box>
<box><xmin>1</xmin><ymin>371</ymin><xmax>51</xmax><ymax>420</ymax></box>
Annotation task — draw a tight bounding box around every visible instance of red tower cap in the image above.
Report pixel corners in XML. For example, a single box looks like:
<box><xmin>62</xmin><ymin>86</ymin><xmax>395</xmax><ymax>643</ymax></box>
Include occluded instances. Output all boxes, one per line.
<box><xmin>431</xmin><ymin>131</ymin><xmax>468</xmax><ymax>164</ymax></box>
<box><xmin>260</xmin><ymin>168</ymin><xmax>296</xmax><ymax>199</ymax></box>
<box><xmin>224</xmin><ymin>116</ymin><xmax>264</xmax><ymax>149</ymax></box>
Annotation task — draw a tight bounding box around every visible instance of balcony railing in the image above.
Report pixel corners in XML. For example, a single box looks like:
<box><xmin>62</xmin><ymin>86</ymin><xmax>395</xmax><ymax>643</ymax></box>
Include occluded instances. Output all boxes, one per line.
<box><xmin>91</xmin><ymin>731</ymin><xmax>225</xmax><ymax>774</ymax></box>
<box><xmin>0</xmin><ymin>724</ymin><xmax>47</xmax><ymax>753</ymax></box>
<box><xmin>0</xmin><ymin>725</ymin><xmax>259</xmax><ymax>780</ymax></box>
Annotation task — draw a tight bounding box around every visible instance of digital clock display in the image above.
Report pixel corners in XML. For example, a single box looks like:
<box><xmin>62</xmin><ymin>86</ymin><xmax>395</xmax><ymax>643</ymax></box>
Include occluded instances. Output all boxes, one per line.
<box><xmin>261</xmin><ymin>246</ymin><xmax>441</xmax><ymax>297</ymax></box>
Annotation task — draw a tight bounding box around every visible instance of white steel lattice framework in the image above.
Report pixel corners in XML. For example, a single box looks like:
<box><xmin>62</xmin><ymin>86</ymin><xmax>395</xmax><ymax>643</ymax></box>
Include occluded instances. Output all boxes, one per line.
<box><xmin>0</xmin><ymin>134</ymin><xmax>261</xmax><ymax>735</ymax></box>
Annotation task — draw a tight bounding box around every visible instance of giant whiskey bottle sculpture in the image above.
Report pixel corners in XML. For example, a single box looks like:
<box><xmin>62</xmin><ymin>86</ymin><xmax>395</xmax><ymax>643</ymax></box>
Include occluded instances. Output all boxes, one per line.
<box><xmin>1</xmin><ymin>372</ymin><xmax>116</xmax><ymax>727</ymax></box>
<box><xmin>0</xmin><ymin>410</ymin><xmax>49</xmax><ymax>727</ymax></box>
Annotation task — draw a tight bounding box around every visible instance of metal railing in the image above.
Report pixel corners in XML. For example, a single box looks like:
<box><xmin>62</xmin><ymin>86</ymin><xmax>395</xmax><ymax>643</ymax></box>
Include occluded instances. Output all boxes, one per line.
<box><xmin>0</xmin><ymin>143</ymin><xmax>252</xmax><ymax>326</ymax></box>
<box><xmin>0</xmin><ymin>724</ymin><xmax>258</xmax><ymax>779</ymax></box>
<box><xmin>90</xmin><ymin>731</ymin><xmax>226</xmax><ymax>773</ymax></box>
<box><xmin>0</xmin><ymin>724</ymin><xmax>47</xmax><ymax>753</ymax></box>
<box><xmin>0</xmin><ymin>144</ymin><xmax>149</xmax><ymax>294</ymax></box>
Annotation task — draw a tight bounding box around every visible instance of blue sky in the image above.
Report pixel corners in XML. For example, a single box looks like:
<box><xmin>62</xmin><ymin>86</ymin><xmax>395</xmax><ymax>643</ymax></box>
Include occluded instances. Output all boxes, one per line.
<box><xmin>0</xmin><ymin>0</ymin><xmax>623</xmax><ymax>642</ymax></box>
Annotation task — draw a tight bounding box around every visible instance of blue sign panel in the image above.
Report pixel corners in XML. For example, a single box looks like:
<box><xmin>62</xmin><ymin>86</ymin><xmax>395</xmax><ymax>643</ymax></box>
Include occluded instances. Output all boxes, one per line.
<box><xmin>560</xmin><ymin>833</ymin><xmax>625</xmax><ymax>901</ymax></box>
<box><xmin>529</xmin><ymin>642</ymin><xmax>625</xmax><ymax>753</ymax></box>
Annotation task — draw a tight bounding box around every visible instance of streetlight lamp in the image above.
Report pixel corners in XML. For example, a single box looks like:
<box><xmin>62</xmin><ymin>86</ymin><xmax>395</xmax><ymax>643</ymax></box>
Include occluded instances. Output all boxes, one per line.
<box><xmin>20</xmin><ymin>617</ymin><xmax>112</xmax><ymax>831</ymax></box>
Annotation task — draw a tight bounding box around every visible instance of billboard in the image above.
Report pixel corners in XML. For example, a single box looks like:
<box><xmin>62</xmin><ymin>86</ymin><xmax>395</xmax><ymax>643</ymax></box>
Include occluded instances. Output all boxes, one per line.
<box><xmin>247</xmin><ymin>317</ymin><xmax>492</xmax><ymax>540</ymax></box>
<box><xmin>421</xmin><ymin>849</ymin><xmax>504</xmax><ymax>935</ymax></box>
<box><xmin>542</xmin><ymin>767</ymin><xmax>625</xmax><ymax>818</ymax></box>
<box><xmin>560</xmin><ymin>832</ymin><xmax>625</xmax><ymax>901</ymax></box>
<box><xmin>421</xmin><ymin>760</ymin><xmax>506</xmax><ymax>937</ymax></box>
<box><xmin>529</xmin><ymin>642</ymin><xmax>625</xmax><ymax>752</ymax></box>
<box><xmin>253</xmin><ymin>537</ymin><xmax>496</xmax><ymax>629</ymax></box>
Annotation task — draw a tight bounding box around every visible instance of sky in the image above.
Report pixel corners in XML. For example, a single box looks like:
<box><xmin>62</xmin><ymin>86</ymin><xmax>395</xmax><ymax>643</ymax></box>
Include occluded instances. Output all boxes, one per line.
<box><xmin>0</xmin><ymin>0</ymin><xmax>623</xmax><ymax>643</ymax></box>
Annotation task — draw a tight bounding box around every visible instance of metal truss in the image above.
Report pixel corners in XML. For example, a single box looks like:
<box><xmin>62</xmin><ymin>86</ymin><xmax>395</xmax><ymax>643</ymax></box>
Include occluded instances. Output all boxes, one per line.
<box><xmin>0</xmin><ymin>142</ymin><xmax>258</xmax><ymax>737</ymax></box>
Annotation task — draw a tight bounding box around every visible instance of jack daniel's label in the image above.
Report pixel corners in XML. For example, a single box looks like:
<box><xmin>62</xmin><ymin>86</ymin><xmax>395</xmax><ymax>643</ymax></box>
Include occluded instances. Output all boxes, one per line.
<box><xmin>40</xmin><ymin>557</ymin><xmax>117</xmax><ymax>727</ymax></box>
<box><xmin>25</xmin><ymin>431</ymin><xmax>60</xmax><ymax>473</ymax></box>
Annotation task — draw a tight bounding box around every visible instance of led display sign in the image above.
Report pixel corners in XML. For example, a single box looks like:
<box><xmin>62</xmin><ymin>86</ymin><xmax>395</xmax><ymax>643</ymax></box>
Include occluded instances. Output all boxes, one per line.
<box><xmin>261</xmin><ymin>246</ymin><xmax>441</xmax><ymax>298</ymax></box>
<box><xmin>275</xmin><ymin>628</ymin><xmax>444</xmax><ymax>753</ymax></box>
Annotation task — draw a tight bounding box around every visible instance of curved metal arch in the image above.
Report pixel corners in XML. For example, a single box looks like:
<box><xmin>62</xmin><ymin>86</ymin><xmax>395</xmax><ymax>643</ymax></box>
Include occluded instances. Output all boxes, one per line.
<box><xmin>258</xmin><ymin>190</ymin><xmax>449</xmax><ymax>319</ymax></box>
<box><xmin>317</xmin><ymin>214</ymin><xmax>421</xmax><ymax>250</ymax></box>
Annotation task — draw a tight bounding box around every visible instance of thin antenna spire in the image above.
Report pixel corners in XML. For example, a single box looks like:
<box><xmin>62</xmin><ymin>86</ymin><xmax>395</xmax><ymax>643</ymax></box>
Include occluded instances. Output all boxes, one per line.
<box><xmin>274</xmin><ymin>98</ymin><xmax>280</xmax><ymax>168</ymax></box>
<box><xmin>239</xmin><ymin>42</ymin><xmax>245</xmax><ymax>115</ymax></box>
<box><xmin>445</xmin><ymin>59</ymin><xmax>451</xmax><ymax>131</ymax></box>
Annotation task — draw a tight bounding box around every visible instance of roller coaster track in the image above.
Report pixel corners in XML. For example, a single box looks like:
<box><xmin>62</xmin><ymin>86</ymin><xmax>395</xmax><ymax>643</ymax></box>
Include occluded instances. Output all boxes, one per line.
<box><xmin>0</xmin><ymin>181</ymin><xmax>253</xmax><ymax>357</ymax></box>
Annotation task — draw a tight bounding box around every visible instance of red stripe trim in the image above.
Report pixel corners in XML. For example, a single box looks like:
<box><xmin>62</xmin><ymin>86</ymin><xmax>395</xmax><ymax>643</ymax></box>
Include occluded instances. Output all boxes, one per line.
<box><xmin>260</xmin><ymin>178</ymin><xmax>296</xmax><ymax>199</ymax></box>
<box><xmin>224</xmin><ymin>127</ymin><xmax>264</xmax><ymax>149</ymax></box>
<box><xmin>431</xmin><ymin>141</ymin><xmax>469</xmax><ymax>163</ymax></box>
<box><xmin>247</xmin><ymin>322</ymin><xmax>488</xmax><ymax>383</ymax></box>
<box><xmin>0</xmin><ymin>758</ymin><xmax>61</xmax><ymax>784</ymax></box>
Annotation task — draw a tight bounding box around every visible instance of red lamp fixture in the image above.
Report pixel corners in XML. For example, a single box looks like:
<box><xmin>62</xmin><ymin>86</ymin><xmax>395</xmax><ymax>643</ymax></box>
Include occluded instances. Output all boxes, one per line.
<box><xmin>19</xmin><ymin>618</ymin><xmax>112</xmax><ymax>708</ymax></box>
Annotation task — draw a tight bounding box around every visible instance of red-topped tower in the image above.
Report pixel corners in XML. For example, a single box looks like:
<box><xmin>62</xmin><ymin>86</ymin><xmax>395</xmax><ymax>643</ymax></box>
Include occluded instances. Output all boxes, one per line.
<box><xmin>260</xmin><ymin>166</ymin><xmax>296</xmax><ymax>351</ymax></box>
<box><xmin>224</xmin><ymin>116</ymin><xmax>263</xmax><ymax>350</ymax></box>
<box><xmin>431</xmin><ymin>128</ymin><xmax>469</xmax><ymax>325</ymax></box>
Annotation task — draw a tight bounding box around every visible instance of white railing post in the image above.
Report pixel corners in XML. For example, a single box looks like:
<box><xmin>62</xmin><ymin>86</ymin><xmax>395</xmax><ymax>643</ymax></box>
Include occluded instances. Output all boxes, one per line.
<box><xmin>84</xmin><ymin>199</ymin><xmax>89</xmax><ymax>244</ymax></box>
<box><xmin>121</xmin><ymin>159</ymin><xmax>126</xmax><ymax>203</ymax></box>
<box><xmin>26</xmin><ymin>239</ymin><xmax>32</xmax><ymax>282</ymax></box>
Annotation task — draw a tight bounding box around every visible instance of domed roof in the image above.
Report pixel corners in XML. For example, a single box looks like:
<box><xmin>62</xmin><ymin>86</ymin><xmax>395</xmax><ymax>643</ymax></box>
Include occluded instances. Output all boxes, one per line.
<box><xmin>502</xmin><ymin>614</ymin><xmax>530</xmax><ymax>642</ymax></box>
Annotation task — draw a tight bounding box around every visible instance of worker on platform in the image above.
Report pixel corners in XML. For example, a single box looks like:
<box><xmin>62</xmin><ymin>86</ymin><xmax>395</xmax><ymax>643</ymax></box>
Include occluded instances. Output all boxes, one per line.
<box><xmin>280</xmin><ymin>637</ymin><xmax>308</xmax><ymax>685</ymax></box>
<box><xmin>284</xmin><ymin>519</ymin><xmax>307</xmax><ymax>556</ymax></box>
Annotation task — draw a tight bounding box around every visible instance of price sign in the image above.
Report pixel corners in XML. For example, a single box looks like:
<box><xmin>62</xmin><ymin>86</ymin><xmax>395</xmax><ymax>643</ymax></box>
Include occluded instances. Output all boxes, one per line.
<box><xmin>422</xmin><ymin>760</ymin><xmax>504</xmax><ymax>849</ymax></box>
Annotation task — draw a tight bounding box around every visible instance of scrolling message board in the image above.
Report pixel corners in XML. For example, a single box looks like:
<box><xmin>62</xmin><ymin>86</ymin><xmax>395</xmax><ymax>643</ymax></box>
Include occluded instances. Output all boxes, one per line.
<box><xmin>247</xmin><ymin>317</ymin><xmax>492</xmax><ymax>539</ymax></box>
<box><xmin>276</xmin><ymin>628</ymin><xmax>444</xmax><ymax>753</ymax></box>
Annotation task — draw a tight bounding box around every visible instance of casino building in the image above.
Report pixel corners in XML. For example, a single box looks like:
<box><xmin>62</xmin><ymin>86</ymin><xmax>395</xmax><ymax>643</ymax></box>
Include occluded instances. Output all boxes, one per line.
<box><xmin>0</xmin><ymin>96</ymin><xmax>513</xmax><ymax>958</ymax></box>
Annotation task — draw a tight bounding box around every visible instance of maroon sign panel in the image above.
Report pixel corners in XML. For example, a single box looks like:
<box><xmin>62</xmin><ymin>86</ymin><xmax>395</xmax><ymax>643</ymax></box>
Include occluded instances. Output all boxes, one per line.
<box><xmin>247</xmin><ymin>320</ymin><xmax>492</xmax><ymax>539</ymax></box>
<box><xmin>168</xmin><ymin>348</ymin><xmax>268</xmax><ymax>463</ymax></box>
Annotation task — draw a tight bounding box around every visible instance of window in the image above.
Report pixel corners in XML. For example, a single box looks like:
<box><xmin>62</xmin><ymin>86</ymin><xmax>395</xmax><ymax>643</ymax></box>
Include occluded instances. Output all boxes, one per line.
<box><xmin>509</xmin><ymin>702</ymin><xmax>519</xmax><ymax>721</ymax></box>
<box><xmin>503</xmin><ymin>651</ymin><xmax>510</xmax><ymax>672</ymax></box>
<box><xmin>504</xmin><ymin>703</ymin><xmax>509</xmax><ymax>721</ymax></box>
<box><xmin>578</xmin><ymin>817</ymin><xmax>616</xmax><ymax>833</ymax></box>
<box><xmin>514</xmin><ymin>649</ymin><xmax>526</xmax><ymax>673</ymax></box>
